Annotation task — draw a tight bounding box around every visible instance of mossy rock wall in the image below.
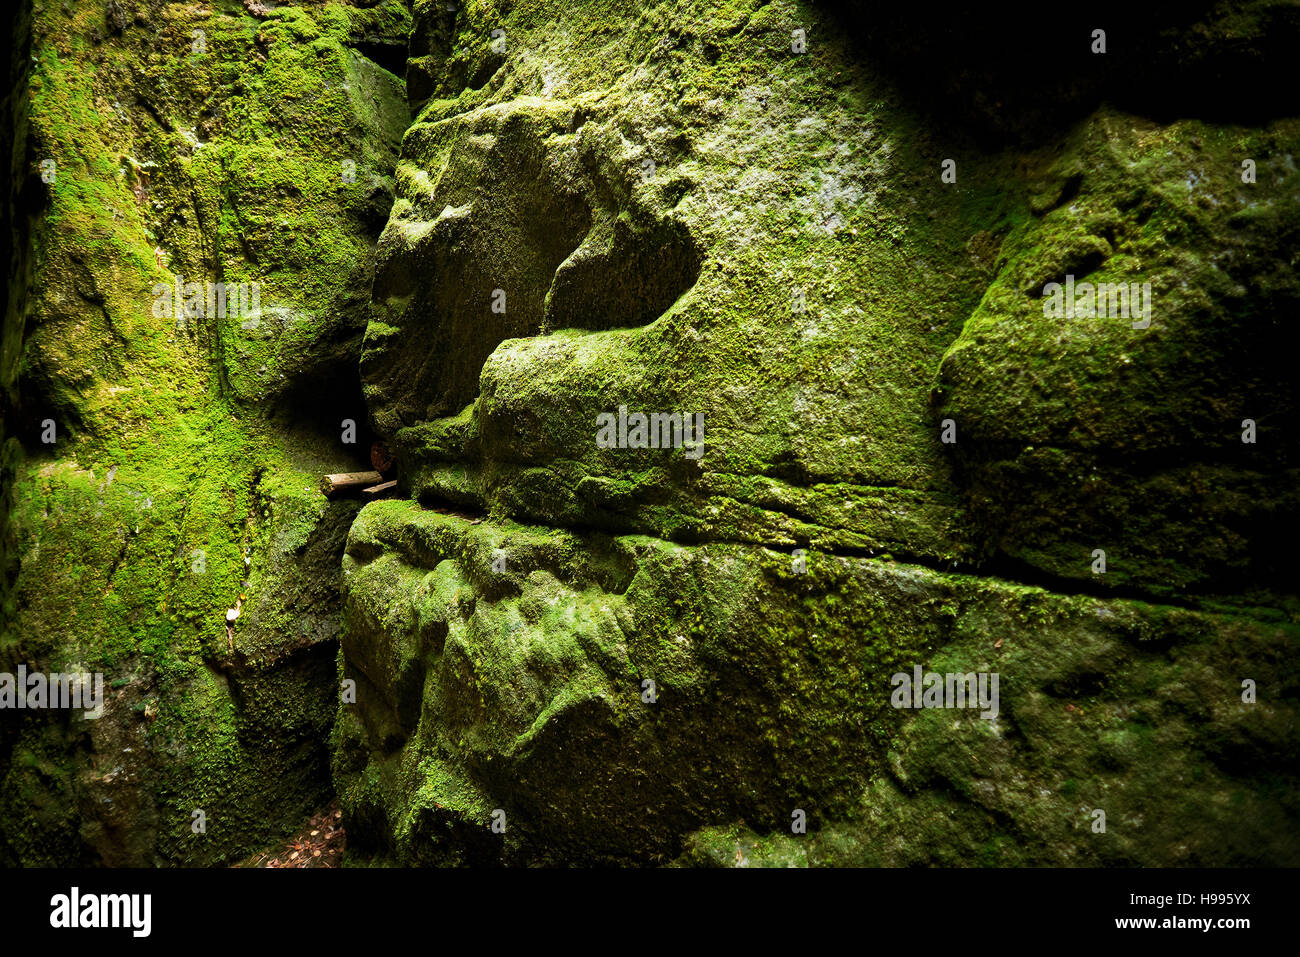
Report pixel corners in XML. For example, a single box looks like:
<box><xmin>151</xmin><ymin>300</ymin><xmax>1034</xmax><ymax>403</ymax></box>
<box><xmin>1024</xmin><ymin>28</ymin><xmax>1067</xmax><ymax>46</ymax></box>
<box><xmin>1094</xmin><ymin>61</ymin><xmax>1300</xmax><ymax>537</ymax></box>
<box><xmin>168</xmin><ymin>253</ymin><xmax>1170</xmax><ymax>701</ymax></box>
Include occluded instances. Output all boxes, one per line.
<box><xmin>334</xmin><ymin>0</ymin><xmax>1300</xmax><ymax>865</ymax></box>
<box><xmin>0</xmin><ymin>0</ymin><xmax>408</xmax><ymax>866</ymax></box>
<box><xmin>336</xmin><ymin>501</ymin><xmax>1299</xmax><ymax>866</ymax></box>
<box><xmin>2</xmin><ymin>0</ymin><xmax>1297</xmax><ymax>868</ymax></box>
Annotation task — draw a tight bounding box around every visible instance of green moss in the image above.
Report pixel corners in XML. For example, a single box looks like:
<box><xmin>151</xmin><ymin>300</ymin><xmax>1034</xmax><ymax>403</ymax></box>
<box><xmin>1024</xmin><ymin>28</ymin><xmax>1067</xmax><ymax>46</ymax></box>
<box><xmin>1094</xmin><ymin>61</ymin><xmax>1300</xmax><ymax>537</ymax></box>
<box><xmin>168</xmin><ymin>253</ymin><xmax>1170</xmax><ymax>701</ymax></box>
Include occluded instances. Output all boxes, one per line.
<box><xmin>0</xmin><ymin>0</ymin><xmax>407</xmax><ymax>865</ymax></box>
<box><xmin>368</xmin><ymin>0</ymin><xmax>1035</xmax><ymax>574</ymax></box>
<box><xmin>679</xmin><ymin>583</ymin><xmax>1300</xmax><ymax>867</ymax></box>
<box><xmin>329</xmin><ymin>0</ymin><xmax>1300</xmax><ymax>868</ymax></box>
<box><xmin>934</xmin><ymin>112</ymin><xmax>1300</xmax><ymax>598</ymax></box>
<box><xmin>5</xmin><ymin>0</ymin><xmax>1297</xmax><ymax>870</ymax></box>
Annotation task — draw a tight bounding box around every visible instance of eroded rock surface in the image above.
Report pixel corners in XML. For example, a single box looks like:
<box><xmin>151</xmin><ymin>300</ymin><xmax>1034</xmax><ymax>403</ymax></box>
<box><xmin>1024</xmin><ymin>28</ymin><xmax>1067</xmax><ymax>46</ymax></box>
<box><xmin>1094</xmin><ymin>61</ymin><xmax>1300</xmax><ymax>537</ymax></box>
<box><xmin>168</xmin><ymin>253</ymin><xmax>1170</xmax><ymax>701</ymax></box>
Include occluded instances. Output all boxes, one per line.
<box><xmin>333</xmin><ymin>1</ymin><xmax>1300</xmax><ymax>866</ymax></box>
<box><xmin>1</xmin><ymin>0</ymin><xmax>408</xmax><ymax>865</ymax></box>
<box><xmin>3</xmin><ymin>0</ymin><xmax>1297</xmax><ymax>868</ymax></box>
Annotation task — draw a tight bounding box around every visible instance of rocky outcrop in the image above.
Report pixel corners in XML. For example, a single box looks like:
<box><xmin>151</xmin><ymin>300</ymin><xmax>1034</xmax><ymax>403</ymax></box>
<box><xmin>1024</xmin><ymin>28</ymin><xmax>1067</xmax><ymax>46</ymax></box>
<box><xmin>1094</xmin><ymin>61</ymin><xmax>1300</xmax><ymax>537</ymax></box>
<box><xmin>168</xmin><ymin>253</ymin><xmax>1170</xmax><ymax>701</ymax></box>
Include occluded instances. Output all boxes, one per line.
<box><xmin>3</xmin><ymin>0</ymin><xmax>1297</xmax><ymax>868</ymax></box>
<box><xmin>935</xmin><ymin>111</ymin><xmax>1300</xmax><ymax>597</ymax></box>
<box><xmin>335</xmin><ymin>501</ymin><xmax>1300</xmax><ymax>866</ymax></box>
<box><xmin>334</xmin><ymin>0</ymin><xmax>1300</xmax><ymax>865</ymax></box>
<box><xmin>0</xmin><ymin>0</ymin><xmax>408</xmax><ymax>865</ymax></box>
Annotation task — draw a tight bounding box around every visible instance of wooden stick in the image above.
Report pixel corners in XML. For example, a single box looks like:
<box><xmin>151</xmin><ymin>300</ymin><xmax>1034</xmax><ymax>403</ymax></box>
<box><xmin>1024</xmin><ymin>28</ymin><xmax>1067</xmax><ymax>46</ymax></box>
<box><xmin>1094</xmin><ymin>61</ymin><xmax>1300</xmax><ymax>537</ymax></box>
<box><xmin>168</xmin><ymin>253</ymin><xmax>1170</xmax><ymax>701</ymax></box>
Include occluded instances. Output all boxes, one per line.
<box><xmin>362</xmin><ymin>480</ymin><xmax>398</xmax><ymax>500</ymax></box>
<box><xmin>320</xmin><ymin>471</ymin><xmax>384</xmax><ymax>497</ymax></box>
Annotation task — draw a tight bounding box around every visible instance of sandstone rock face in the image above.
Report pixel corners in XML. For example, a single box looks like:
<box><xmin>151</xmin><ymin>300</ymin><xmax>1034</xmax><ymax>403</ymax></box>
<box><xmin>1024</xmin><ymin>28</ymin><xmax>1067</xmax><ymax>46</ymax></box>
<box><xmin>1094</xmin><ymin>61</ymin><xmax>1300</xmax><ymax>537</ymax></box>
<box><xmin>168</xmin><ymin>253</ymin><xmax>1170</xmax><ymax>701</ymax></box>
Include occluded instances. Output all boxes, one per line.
<box><xmin>1</xmin><ymin>0</ymin><xmax>409</xmax><ymax>865</ymax></box>
<box><xmin>2</xmin><ymin>0</ymin><xmax>1297</xmax><ymax>868</ymax></box>
<box><xmin>333</xmin><ymin>1</ymin><xmax>1300</xmax><ymax>865</ymax></box>
<box><xmin>336</xmin><ymin>501</ymin><xmax>1299</xmax><ymax>866</ymax></box>
<box><xmin>936</xmin><ymin>113</ymin><xmax>1300</xmax><ymax>597</ymax></box>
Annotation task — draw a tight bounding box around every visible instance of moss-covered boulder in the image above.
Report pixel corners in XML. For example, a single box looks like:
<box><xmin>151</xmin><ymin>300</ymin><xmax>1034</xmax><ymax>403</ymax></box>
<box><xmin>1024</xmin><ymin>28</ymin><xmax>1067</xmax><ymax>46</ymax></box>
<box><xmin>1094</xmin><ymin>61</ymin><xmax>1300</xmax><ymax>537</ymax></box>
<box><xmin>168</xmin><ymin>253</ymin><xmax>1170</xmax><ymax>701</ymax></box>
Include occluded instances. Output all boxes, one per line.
<box><xmin>337</xmin><ymin>501</ymin><xmax>1299</xmax><ymax>866</ymax></box>
<box><xmin>679</xmin><ymin>589</ymin><xmax>1300</xmax><ymax>866</ymax></box>
<box><xmin>334</xmin><ymin>500</ymin><xmax>954</xmax><ymax>864</ymax></box>
<box><xmin>934</xmin><ymin>111</ymin><xmax>1300</xmax><ymax>598</ymax></box>
<box><xmin>373</xmin><ymin>0</ymin><xmax>1019</xmax><ymax>567</ymax></box>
